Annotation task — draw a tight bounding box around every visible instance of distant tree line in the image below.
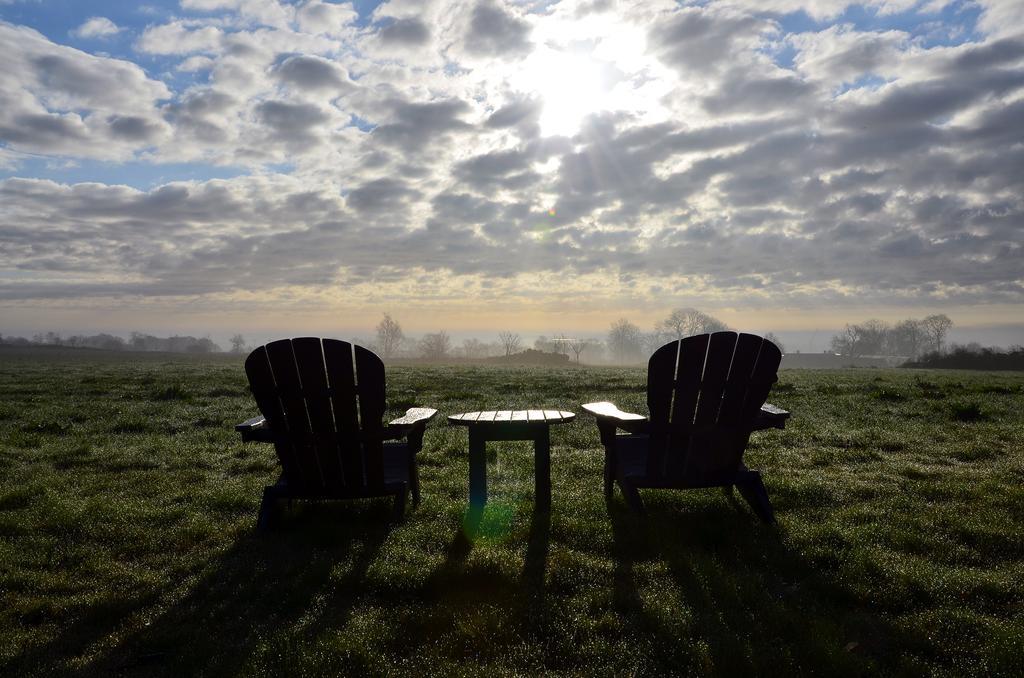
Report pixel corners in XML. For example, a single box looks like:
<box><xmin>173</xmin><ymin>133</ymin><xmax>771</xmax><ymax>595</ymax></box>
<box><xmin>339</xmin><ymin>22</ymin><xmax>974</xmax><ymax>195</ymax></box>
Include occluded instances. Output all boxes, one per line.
<box><xmin>16</xmin><ymin>310</ymin><xmax>981</xmax><ymax>367</ymax></box>
<box><xmin>0</xmin><ymin>331</ymin><xmax>222</xmax><ymax>353</ymax></box>
<box><xmin>905</xmin><ymin>344</ymin><xmax>1024</xmax><ymax>371</ymax></box>
<box><xmin>350</xmin><ymin>308</ymin><xmax>785</xmax><ymax>365</ymax></box>
<box><xmin>829</xmin><ymin>314</ymin><xmax>952</xmax><ymax>359</ymax></box>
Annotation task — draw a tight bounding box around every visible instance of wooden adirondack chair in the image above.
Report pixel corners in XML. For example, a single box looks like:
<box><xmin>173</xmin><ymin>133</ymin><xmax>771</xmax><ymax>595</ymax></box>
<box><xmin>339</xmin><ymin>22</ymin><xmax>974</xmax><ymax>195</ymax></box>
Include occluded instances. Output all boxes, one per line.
<box><xmin>235</xmin><ymin>338</ymin><xmax>437</xmax><ymax>527</ymax></box>
<box><xmin>582</xmin><ymin>332</ymin><xmax>790</xmax><ymax>522</ymax></box>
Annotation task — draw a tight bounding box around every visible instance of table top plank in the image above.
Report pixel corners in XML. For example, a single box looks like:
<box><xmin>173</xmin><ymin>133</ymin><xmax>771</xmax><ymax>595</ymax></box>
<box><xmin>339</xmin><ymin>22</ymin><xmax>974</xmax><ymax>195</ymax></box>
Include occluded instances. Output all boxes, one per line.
<box><xmin>448</xmin><ymin>409</ymin><xmax>575</xmax><ymax>426</ymax></box>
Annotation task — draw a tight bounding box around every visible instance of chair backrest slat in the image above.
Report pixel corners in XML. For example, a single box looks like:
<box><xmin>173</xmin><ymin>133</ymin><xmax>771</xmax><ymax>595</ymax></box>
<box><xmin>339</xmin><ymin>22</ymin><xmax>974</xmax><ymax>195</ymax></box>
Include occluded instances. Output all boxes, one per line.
<box><xmin>717</xmin><ymin>333</ymin><xmax>765</xmax><ymax>427</ymax></box>
<box><xmin>323</xmin><ymin>339</ymin><xmax>364</xmax><ymax>487</ymax></box>
<box><xmin>646</xmin><ymin>340</ymin><xmax>680</xmax><ymax>477</ymax></box>
<box><xmin>291</xmin><ymin>337</ymin><xmax>346</xmax><ymax>490</ymax></box>
<box><xmin>692</xmin><ymin>332</ymin><xmax>737</xmax><ymax>428</ymax></box>
<box><xmin>245</xmin><ymin>346</ymin><xmax>303</xmax><ymax>484</ymax></box>
<box><xmin>264</xmin><ymin>339</ymin><xmax>323</xmax><ymax>489</ymax></box>
<box><xmin>355</xmin><ymin>345</ymin><xmax>386</xmax><ymax>489</ymax></box>
<box><xmin>646</xmin><ymin>332</ymin><xmax>782</xmax><ymax>486</ymax></box>
<box><xmin>663</xmin><ymin>334</ymin><xmax>709</xmax><ymax>478</ymax></box>
<box><xmin>246</xmin><ymin>338</ymin><xmax>392</xmax><ymax>494</ymax></box>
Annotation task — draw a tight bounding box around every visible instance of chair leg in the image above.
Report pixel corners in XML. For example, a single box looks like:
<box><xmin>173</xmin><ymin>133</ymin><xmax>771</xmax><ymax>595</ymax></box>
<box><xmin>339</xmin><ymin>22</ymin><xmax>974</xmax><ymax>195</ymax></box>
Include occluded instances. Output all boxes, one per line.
<box><xmin>393</xmin><ymin>486</ymin><xmax>408</xmax><ymax>519</ymax></box>
<box><xmin>597</xmin><ymin>421</ymin><xmax>616</xmax><ymax>501</ymax></box>
<box><xmin>736</xmin><ymin>471</ymin><xmax>775</xmax><ymax>524</ymax></box>
<box><xmin>410</xmin><ymin>456</ymin><xmax>421</xmax><ymax>507</ymax></box>
<box><xmin>256</xmin><ymin>486</ymin><xmax>278</xmax><ymax>531</ymax></box>
<box><xmin>619</xmin><ymin>478</ymin><xmax>646</xmax><ymax>515</ymax></box>
<box><xmin>603</xmin><ymin>447</ymin><xmax>616</xmax><ymax>501</ymax></box>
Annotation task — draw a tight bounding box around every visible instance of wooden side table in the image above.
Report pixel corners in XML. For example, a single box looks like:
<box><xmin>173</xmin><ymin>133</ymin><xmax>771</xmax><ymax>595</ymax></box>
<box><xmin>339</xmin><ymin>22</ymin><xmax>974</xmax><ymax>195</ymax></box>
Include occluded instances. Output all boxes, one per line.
<box><xmin>448</xmin><ymin>410</ymin><xmax>575</xmax><ymax>511</ymax></box>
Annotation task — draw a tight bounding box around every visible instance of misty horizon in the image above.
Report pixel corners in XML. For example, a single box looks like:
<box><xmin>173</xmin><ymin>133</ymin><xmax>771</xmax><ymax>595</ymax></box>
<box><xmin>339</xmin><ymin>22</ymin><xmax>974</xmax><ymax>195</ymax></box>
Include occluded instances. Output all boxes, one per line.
<box><xmin>5</xmin><ymin>317</ymin><xmax>1023</xmax><ymax>356</ymax></box>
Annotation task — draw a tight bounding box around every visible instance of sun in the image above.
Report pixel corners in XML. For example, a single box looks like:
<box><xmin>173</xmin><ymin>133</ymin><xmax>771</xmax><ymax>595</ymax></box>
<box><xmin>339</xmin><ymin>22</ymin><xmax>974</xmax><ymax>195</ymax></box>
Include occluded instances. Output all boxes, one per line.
<box><xmin>520</xmin><ymin>48</ymin><xmax>613</xmax><ymax>137</ymax></box>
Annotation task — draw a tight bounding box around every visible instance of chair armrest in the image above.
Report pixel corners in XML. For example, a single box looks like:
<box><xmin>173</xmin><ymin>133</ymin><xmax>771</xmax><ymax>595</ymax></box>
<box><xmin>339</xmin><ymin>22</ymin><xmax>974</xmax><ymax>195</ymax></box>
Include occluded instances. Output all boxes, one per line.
<box><xmin>581</xmin><ymin>402</ymin><xmax>649</xmax><ymax>433</ymax></box>
<box><xmin>753</xmin><ymin>403</ymin><xmax>790</xmax><ymax>431</ymax></box>
<box><xmin>581</xmin><ymin>401</ymin><xmax>647</xmax><ymax>423</ymax></box>
<box><xmin>382</xmin><ymin>407</ymin><xmax>438</xmax><ymax>452</ymax></box>
<box><xmin>236</xmin><ymin>415</ymin><xmax>275</xmax><ymax>442</ymax></box>
<box><xmin>581</xmin><ymin>400</ymin><xmax>789</xmax><ymax>433</ymax></box>
<box><xmin>387</xmin><ymin>407</ymin><xmax>438</xmax><ymax>429</ymax></box>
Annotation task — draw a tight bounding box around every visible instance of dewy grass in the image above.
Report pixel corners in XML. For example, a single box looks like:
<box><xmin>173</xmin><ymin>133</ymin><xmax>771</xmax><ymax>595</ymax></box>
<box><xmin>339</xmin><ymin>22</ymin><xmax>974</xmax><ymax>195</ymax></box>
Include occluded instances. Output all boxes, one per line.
<box><xmin>950</xmin><ymin>400</ymin><xmax>988</xmax><ymax>422</ymax></box>
<box><xmin>0</xmin><ymin>350</ymin><xmax>1023</xmax><ymax>675</ymax></box>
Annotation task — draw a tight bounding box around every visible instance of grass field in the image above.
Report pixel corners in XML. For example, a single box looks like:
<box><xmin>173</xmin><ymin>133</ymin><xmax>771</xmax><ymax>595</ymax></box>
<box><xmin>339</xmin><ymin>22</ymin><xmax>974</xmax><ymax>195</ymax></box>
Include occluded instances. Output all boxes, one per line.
<box><xmin>1</xmin><ymin>347</ymin><xmax>1023</xmax><ymax>676</ymax></box>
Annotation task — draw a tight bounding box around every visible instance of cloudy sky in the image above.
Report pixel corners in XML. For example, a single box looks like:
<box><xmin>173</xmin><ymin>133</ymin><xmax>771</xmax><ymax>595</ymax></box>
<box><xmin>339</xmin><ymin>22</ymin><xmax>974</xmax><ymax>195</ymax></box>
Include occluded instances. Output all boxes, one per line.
<box><xmin>0</xmin><ymin>0</ymin><xmax>1021</xmax><ymax>344</ymax></box>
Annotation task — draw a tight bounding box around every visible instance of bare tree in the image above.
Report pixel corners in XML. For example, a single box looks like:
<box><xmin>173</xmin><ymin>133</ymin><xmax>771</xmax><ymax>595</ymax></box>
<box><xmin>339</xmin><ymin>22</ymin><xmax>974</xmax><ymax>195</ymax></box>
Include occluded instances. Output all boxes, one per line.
<box><xmin>921</xmin><ymin>314</ymin><xmax>953</xmax><ymax>353</ymax></box>
<box><xmin>607</xmin><ymin>318</ymin><xmax>642</xmax><ymax>363</ymax></box>
<box><xmin>763</xmin><ymin>332</ymin><xmax>785</xmax><ymax>353</ymax></box>
<box><xmin>498</xmin><ymin>331</ymin><xmax>521</xmax><ymax>357</ymax></box>
<box><xmin>656</xmin><ymin>308</ymin><xmax>730</xmax><ymax>341</ymax></box>
<box><xmin>376</xmin><ymin>313</ymin><xmax>405</xmax><ymax>359</ymax></box>
<box><xmin>229</xmin><ymin>334</ymin><xmax>247</xmax><ymax>353</ymax></box>
<box><xmin>858</xmin><ymin>319</ymin><xmax>889</xmax><ymax>356</ymax></box>
<box><xmin>567</xmin><ymin>337</ymin><xmax>589</xmax><ymax>363</ymax></box>
<box><xmin>553</xmin><ymin>333</ymin><xmax>570</xmax><ymax>356</ymax></box>
<box><xmin>641</xmin><ymin>331</ymin><xmax>662</xmax><ymax>357</ymax></box>
<box><xmin>461</xmin><ymin>338</ymin><xmax>487</xmax><ymax>359</ymax></box>
<box><xmin>419</xmin><ymin>330</ymin><xmax>451</xmax><ymax>361</ymax></box>
<box><xmin>889</xmin><ymin>319</ymin><xmax>924</xmax><ymax>358</ymax></box>
<box><xmin>831</xmin><ymin>324</ymin><xmax>863</xmax><ymax>357</ymax></box>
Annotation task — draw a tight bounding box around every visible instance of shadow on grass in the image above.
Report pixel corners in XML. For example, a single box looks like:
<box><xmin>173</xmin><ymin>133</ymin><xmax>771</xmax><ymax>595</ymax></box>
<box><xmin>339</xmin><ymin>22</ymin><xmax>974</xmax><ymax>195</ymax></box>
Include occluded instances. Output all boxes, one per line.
<box><xmin>9</xmin><ymin>495</ymin><xmax>910</xmax><ymax>675</ymax></box>
<box><xmin>37</xmin><ymin>504</ymin><xmax>394</xmax><ymax>677</ymax></box>
<box><xmin>374</xmin><ymin>505</ymin><xmax>552</xmax><ymax>665</ymax></box>
<box><xmin>608</xmin><ymin>494</ymin><xmax>906</xmax><ymax>674</ymax></box>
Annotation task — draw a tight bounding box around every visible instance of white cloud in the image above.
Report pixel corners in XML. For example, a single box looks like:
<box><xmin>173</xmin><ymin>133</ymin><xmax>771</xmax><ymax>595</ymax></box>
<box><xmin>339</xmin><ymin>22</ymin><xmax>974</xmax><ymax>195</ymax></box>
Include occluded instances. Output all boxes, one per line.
<box><xmin>790</xmin><ymin>25</ymin><xmax>909</xmax><ymax>85</ymax></box>
<box><xmin>182</xmin><ymin>0</ymin><xmax>295</xmax><ymax>28</ymax></box>
<box><xmin>176</xmin><ymin>55</ymin><xmax>216</xmax><ymax>72</ymax></box>
<box><xmin>976</xmin><ymin>0</ymin><xmax>1024</xmax><ymax>38</ymax></box>
<box><xmin>70</xmin><ymin>17</ymin><xmax>121</xmax><ymax>40</ymax></box>
<box><xmin>0</xmin><ymin>22</ymin><xmax>171</xmax><ymax>158</ymax></box>
<box><xmin>296</xmin><ymin>0</ymin><xmax>358</xmax><ymax>36</ymax></box>
<box><xmin>0</xmin><ymin>2</ymin><xmax>1022</xmax><ymax>315</ymax></box>
<box><xmin>135</xmin><ymin>21</ymin><xmax>224</xmax><ymax>55</ymax></box>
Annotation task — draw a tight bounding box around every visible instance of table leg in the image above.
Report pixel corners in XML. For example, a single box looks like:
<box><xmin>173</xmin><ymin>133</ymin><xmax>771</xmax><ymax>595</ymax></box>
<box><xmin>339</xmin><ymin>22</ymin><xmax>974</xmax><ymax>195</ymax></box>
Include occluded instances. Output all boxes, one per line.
<box><xmin>534</xmin><ymin>426</ymin><xmax>551</xmax><ymax>511</ymax></box>
<box><xmin>469</xmin><ymin>428</ymin><xmax>487</xmax><ymax>510</ymax></box>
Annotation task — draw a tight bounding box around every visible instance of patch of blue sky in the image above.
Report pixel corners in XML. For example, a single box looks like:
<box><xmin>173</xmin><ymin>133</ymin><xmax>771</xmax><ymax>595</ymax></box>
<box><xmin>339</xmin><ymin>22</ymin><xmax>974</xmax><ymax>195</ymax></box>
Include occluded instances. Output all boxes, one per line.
<box><xmin>1</xmin><ymin>0</ymin><xmax>382</xmax><ymax>54</ymax></box>
<box><xmin>0</xmin><ymin>156</ymin><xmax>249</xmax><ymax>190</ymax></box>
<box><xmin>834</xmin><ymin>73</ymin><xmax>890</xmax><ymax>96</ymax></box>
<box><xmin>350</xmin><ymin>0</ymin><xmax>387</xmax><ymax>27</ymax></box>
<box><xmin>767</xmin><ymin>42</ymin><xmax>799</xmax><ymax>70</ymax></box>
<box><xmin>260</xmin><ymin>162</ymin><xmax>296</xmax><ymax>175</ymax></box>
<box><xmin>349</xmin><ymin>114</ymin><xmax>376</xmax><ymax>132</ymax></box>
<box><xmin>156</xmin><ymin>62</ymin><xmax>214</xmax><ymax>95</ymax></box>
<box><xmin>766</xmin><ymin>1</ymin><xmax>984</xmax><ymax>69</ymax></box>
<box><xmin>773</xmin><ymin>0</ymin><xmax>982</xmax><ymax>46</ymax></box>
<box><xmin>0</xmin><ymin>1</ymin><xmax>179</xmax><ymax>52</ymax></box>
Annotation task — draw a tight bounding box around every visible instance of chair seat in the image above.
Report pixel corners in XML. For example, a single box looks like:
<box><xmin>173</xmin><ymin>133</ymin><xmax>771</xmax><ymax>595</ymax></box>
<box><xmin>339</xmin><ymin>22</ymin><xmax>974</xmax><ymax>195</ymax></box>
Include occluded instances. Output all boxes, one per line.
<box><xmin>614</xmin><ymin>433</ymin><xmax>748</xmax><ymax>490</ymax></box>
<box><xmin>272</xmin><ymin>442</ymin><xmax>412</xmax><ymax>496</ymax></box>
